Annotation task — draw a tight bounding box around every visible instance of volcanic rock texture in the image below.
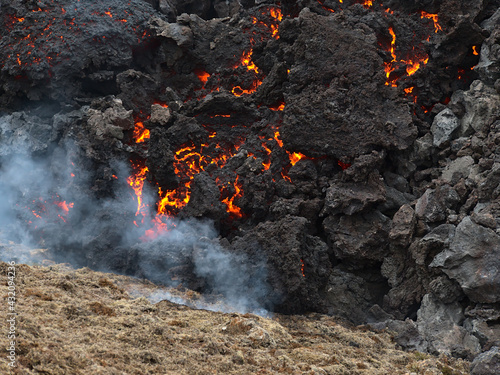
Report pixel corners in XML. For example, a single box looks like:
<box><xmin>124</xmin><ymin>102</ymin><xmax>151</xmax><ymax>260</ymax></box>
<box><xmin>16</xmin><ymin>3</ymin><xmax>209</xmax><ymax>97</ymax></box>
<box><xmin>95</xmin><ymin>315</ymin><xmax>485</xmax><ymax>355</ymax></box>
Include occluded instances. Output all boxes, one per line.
<box><xmin>1</xmin><ymin>0</ymin><xmax>500</xmax><ymax>366</ymax></box>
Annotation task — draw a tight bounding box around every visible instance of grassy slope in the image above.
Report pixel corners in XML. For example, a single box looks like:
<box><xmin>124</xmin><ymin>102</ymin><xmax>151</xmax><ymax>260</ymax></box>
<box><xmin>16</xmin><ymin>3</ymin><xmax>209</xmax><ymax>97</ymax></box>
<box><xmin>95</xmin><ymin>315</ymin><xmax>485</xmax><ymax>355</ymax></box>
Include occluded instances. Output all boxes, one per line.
<box><xmin>0</xmin><ymin>262</ymin><xmax>470</xmax><ymax>374</ymax></box>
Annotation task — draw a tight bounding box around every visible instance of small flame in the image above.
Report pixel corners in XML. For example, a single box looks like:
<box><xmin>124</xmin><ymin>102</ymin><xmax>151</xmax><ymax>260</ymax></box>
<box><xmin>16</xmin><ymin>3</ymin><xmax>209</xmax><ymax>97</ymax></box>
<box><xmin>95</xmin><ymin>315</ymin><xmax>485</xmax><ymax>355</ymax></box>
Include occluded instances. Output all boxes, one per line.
<box><xmin>472</xmin><ymin>46</ymin><xmax>479</xmax><ymax>56</ymax></box>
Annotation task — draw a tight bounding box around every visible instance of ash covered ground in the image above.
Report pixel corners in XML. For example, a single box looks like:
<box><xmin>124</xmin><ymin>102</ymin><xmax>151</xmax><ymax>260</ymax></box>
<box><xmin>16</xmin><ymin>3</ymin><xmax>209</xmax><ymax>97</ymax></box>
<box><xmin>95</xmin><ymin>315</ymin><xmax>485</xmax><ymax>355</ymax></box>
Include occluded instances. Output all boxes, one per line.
<box><xmin>1</xmin><ymin>0</ymin><xmax>500</xmax><ymax>368</ymax></box>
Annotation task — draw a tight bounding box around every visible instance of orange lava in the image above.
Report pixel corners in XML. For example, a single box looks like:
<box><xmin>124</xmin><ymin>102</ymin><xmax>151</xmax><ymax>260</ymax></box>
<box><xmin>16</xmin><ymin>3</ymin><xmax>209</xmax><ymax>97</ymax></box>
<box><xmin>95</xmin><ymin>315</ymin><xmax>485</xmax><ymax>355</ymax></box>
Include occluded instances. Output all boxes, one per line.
<box><xmin>288</xmin><ymin>152</ymin><xmax>306</xmax><ymax>166</ymax></box>
<box><xmin>273</xmin><ymin>131</ymin><xmax>284</xmax><ymax>148</ymax></box>
<box><xmin>383</xmin><ymin>27</ymin><xmax>429</xmax><ymax>87</ymax></box>
<box><xmin>232</xmin><ymin>80</ymin><xmax>263</xmax><ymax>96</ymax></box>
<box><xmin>133</xmin><ymin>121</ymin><xmax>150</xmax><ymax>143</ymax></box>
<box><xmin>384</xmin><ymin>27</ymin><xmax>398</xmax><ymax>87</ymax></box>
<box><xmin>221</xmin><ymin>176</ymin><xmax>244</xmax><ymax>218</ymax></box>
<box><xmin>194</xmin><ymin>69</ymin><xmax>210</xmax><ymax>85</ymax></box>
<box><xmin>127</xmin><ymin>163</ymin><xmax>149</xmax><ymax>216</ymax></box>
<box><xmin>269</xmin><ymin>102</ymin><xmax>285</xmax><ymax>111</ymax></box>
<box><xmin>420</xmin><ymin>11</ymin><xmax>442</xmax><ymax>33</ymax></box>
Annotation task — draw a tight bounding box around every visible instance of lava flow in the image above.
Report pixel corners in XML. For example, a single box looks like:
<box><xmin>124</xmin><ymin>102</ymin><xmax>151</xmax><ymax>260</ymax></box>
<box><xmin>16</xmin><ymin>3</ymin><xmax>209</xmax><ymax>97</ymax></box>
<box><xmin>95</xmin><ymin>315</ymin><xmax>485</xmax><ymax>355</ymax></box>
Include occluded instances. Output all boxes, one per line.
<box><xmin>382</xmin><ymin>11</ymin><xmax>440</xmax><ymax>90</ymax></box>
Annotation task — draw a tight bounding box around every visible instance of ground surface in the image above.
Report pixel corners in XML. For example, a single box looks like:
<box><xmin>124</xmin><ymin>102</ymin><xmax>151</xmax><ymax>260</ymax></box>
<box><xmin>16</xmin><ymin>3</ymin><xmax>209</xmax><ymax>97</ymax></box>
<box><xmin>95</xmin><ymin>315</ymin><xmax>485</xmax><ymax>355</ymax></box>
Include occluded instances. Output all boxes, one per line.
<box><xmin>0</xmin><ymin>259</ymin><xmax>470</xmax><ymax>375</ymax></box>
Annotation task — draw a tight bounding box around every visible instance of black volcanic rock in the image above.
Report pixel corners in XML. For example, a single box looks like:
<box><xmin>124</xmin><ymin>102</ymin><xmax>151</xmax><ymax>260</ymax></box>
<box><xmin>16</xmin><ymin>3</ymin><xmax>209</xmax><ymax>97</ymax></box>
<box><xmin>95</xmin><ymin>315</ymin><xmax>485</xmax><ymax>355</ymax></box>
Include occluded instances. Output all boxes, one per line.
<box><xmin>1</xmin><ymin>0</ymin><xmax>500</xmax><ymax>365</ymax></box>
<box><xmin>279</xmin><ymin>9</ymin><xmax>416</xmax><ymax>158</ymax></box>
<box><xmin>0</xmin><ymin>0</ymin><xmax>156</xmax><ymax>107</ymax></box>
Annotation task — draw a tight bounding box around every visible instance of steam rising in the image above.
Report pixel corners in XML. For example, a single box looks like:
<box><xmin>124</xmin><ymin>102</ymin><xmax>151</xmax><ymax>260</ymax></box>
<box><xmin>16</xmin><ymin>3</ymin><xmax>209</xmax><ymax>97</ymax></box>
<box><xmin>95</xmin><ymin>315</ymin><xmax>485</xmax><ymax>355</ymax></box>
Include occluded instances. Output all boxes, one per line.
<box><xmin>0</xmin><ymin>114</ymin><xmax>272</xmax><ymax>315</ymax></box>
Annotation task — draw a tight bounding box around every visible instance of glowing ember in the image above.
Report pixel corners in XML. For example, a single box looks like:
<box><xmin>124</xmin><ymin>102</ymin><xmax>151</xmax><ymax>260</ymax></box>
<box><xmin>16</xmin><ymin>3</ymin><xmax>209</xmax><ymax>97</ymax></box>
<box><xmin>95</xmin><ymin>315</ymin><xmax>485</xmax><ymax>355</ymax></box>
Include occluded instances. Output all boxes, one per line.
<box><xmin>472</xmin><ymin>46</ymin><xmax>479</xmax><ymax>56</ymax></box>
<box><xmin>317</xmin><ymin>0</ymin><xmax>335</xmax><ymax>13</ymax></box>
<box><xmin>420</xmin><ymin>11</ymin><xmax>442</xmax><ymax>33</ymax></box>
<box><xmin>338</xmin><ymin>161</ymin><xmax>351</xmax><ymax>170</ymax></box>
<box><xmin>363</xmin><ymin>1</ymin><xmax>373</xmax><ymax>8</ymax></box>
<box><xmin>404</xmin><ymin>87</ymin><xmax>414</xmax><ymax>94</ymax></box>
<box><xmin>300</xmin><ymin>259</ymin><xmax>305</xmax><ymax>277</ymax></box>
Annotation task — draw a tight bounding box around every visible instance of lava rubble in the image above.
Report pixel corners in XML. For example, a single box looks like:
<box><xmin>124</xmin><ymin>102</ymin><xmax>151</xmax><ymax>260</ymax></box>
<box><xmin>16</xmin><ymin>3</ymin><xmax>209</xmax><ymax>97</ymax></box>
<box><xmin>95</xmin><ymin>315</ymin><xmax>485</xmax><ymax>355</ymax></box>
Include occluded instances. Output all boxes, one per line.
<box><xmin>1</xmin><ymin>0</ymin><xmax>500</xmax><ymax>370</ymax></box>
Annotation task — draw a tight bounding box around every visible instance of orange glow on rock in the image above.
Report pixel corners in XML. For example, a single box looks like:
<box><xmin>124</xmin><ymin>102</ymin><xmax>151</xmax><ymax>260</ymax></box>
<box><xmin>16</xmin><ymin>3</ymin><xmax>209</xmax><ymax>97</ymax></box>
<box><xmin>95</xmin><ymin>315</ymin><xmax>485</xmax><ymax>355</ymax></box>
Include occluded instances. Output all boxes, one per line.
<box><xmin>338</xmin><ymin>161</ymin><xmax>351</xmax><ymax>170</ymax></box>
<box><xmin>420</xmin><ymin>11</ymin><xmax>442</xmax><ymax>33</ymax></box>
<box><xmin>269</xmin><ymin>102</ymin><xmax>285</xmax><ymax>111</ymax></box>
<box><xmin>194</xmin><ymin>69</ymin><xmax>210</xmax><ymax>85</ymax></box>
<box><xmin>54</xmin><ymin>201</ymin><xmax>74</xmax><ymax>214</ymax></box>
<box><xmin>363</xmin><ymin>1</ymin><xmax>373</xmax><ymax>8</ymax></box>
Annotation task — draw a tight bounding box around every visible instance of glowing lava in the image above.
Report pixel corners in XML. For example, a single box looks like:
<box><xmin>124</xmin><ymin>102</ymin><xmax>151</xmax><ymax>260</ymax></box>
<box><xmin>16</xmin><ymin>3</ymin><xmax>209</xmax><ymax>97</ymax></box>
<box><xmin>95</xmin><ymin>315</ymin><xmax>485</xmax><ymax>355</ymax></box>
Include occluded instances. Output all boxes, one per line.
<box><xmin>127</xmin><ymin>162</ymin><xmax>149</xmax><ymax>216</ymax></box>
<box><xmin>194</xmin><ymin>69</ymin><xmax>210</xmax><ymax>86</ymax></box>
<box><xmin>221</xmin><ymin>176</ymin><xmax>244</xmax><ymax>219</ymax></box>
<box><xmin>383</xmin><ymin>26</ymin><xmax>429</xmax><ymax>88</ymax></box>
<box><xmin>420</xmin><ymin>11</ymin><xmax>443</xmax><ymax>33</ymax></box>
<box><xmin>133</xmin><ymin>121</ymin><xmax>150</xmax><ymax>143</ymax></box>
<box><xmin>231</xmin><ymin>49</ymin><xmax>263</xmax><ymax>96</ymax></box>
<box><xmin>384</xmin><ymin>27</ymin><xmax>398</xmax><ymax>87</ymax></box>
<box><xmin>288</xmin><ymin>152</ymin><xmax>306</xmax><ymax>166</ymax></box>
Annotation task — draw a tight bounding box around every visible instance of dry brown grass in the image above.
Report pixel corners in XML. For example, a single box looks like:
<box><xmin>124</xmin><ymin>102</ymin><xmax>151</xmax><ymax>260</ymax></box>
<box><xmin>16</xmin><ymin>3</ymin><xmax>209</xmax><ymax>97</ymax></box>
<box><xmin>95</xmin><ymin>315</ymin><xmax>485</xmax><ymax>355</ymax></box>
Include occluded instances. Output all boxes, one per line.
<box><xmin>0</xmin><ymin>262</ymin><xmax>470</xmax><ymax>374</ymax></box>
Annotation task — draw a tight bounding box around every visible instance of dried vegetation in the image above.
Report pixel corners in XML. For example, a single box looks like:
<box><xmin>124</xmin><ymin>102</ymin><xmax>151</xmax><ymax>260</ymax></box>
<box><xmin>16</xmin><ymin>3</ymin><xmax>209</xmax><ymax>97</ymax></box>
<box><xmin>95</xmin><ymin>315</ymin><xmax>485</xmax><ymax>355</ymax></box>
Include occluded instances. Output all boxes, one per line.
<box><xmin>0</xmin><ymin>262</ymin><xmax>470</xmax><ymax>374</ymax></box>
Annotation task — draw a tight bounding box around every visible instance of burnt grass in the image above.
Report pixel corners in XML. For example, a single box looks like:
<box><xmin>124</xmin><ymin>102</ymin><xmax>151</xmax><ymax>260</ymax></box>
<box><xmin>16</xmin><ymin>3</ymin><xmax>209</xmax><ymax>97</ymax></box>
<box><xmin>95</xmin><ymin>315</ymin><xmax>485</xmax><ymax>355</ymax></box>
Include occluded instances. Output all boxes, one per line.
<box><xmin>0</xmin><ymin>261</ymin><xmax>470</xmax><ymax>375</ymax></box>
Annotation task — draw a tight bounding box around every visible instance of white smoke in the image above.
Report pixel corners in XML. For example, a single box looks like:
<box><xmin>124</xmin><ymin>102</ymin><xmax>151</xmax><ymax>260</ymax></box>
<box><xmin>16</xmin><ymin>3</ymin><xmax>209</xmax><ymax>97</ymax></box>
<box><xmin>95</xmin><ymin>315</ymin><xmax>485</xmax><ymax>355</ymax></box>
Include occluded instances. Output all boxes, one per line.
<box><xmin>0</xmin><ymin>112</ymin><xmax>273</xmax><ymax>315</ymax></box>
